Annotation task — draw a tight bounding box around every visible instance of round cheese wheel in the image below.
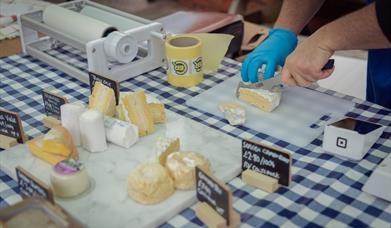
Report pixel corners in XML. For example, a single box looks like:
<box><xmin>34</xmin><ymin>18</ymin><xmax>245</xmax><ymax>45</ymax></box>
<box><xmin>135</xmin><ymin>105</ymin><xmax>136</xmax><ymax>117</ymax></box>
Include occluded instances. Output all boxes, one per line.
<box><xmin>165</xmin><ymin>151</ymin><xmax>211</xmax><ymax>190</ymax></box>
<box><xmin>50</xmin><ymin>160</ymin><xmax>89</xmax><ymax>198</ymax></box>
<box><xmin>128</xmin><ymin>163</ymin><xmax>174</xmax><ymax>205</ymax></box>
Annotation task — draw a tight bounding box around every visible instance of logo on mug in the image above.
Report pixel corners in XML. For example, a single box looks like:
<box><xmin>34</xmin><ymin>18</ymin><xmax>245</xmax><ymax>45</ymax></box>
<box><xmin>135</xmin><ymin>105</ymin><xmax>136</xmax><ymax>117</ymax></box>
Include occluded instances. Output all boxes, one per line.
<box><xmin>193</xmin><ymin>57</ymin><xmax>202</xmax><ymax>73</ymax></box>
<box><xmin>172</xmin><ymin>60</ymin><xmax>188</xmax><ymax>75</ymax></box>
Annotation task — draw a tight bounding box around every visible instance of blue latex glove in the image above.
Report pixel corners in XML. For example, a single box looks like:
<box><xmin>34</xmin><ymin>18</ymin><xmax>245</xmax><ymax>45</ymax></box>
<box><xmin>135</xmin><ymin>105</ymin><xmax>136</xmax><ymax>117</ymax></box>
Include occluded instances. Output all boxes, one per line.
<box><xmin>241</xmin><ymin>28</ymin><xmax>298</xmax><ymax>83</ymax></box>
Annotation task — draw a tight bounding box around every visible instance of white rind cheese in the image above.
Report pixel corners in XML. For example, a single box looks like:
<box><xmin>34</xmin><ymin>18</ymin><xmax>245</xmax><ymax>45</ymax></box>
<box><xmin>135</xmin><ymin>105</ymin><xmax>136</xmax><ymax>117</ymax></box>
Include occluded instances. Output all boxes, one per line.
<box><xmin>50</xmin><ymin>160</ymin><xmax>89</xmax><ymax>198</ymax></box>
<box><xmin>239</xmin><ymin>87</ymin><xmax>281</xmax><ymax>112</ymax></box>
<box><xmin>218</xmin><ymin>102</ymin><xmax>246</xmax><ymax>126</ymax></box>
<box><xmin>79</xmin><ymin>110</ymin><xmax>107</xmax><ymax>152</ymax></box>
<box><xmin>104</xmin><ymin>117</ymin><xmax>139</xmax><ymax>148</ymax></box>
<box><xmin>60</xmin><ymin>103</ymin><xmax>85</xmax><ymax>146</ymax></box>
<box><xmin>165</xmin><ymin>151</ymin><xmax>211</xmax><ymax>190</ymax></box>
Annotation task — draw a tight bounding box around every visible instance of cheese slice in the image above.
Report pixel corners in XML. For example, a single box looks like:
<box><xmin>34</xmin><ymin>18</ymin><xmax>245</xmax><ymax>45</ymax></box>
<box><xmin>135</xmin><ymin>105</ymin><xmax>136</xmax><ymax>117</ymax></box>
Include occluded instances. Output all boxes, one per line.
<box><xmin>121</xmin><ymin>90</ymin><xmax>155</xmax><ymax>137</ymax></box>
<box><xmin>27</xmin><ymin>126</ymin><xmax>79</xmax><ymax>165</ymax></box>
<box><xmin>218</xmin><ymin>102</ymin><xmax>246</xmax><ymax>126</ymax></box>
<box><xmin>89</xmin><ymin>81</ymin><xmax>116</xmax><ymax>117</ymax></box>
<box><xmin>238</xmin><ymin>87</ymin><xmax>281</xmax><ymax>112</ymax></box>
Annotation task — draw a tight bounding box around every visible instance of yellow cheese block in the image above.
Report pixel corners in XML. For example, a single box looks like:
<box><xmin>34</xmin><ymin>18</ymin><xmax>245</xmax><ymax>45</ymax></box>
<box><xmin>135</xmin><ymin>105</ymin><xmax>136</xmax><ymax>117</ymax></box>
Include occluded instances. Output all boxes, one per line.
<box><xmin>89</xmin><ymin>81</ymin><xmax>116</xmax><ymax>117</ymax></box>
<box><xmin>148</xmin><ymin>103</ymin><xmax>166</xmax><ymax>124</ymax></box>
<box><xmin>27</xmin><ymin>126</ymin><xmax>79</xmax><ymax>165</ymax></box>
<box><xmin>29</xmin><ymin>141</ymin><xmax>67</xmax><ymax>165</ymax></box>
<box><xmin>122</xmin><ymin>90</ymin><xmax>155</xmax><ymax>137</ymax></box>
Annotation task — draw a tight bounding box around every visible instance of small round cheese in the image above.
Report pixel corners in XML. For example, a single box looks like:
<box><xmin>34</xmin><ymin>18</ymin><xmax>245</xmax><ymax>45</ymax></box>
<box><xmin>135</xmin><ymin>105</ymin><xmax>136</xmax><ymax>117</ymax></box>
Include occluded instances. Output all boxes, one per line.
<box><xmin>165</xmin><ymin>151</ymin><xmax>211</xmax><ymax>190</ymax></box>
<box><xmin>128</xmin><ymin>163</ymin><xmax>175</xmax><ymax>205</ymax></box>
<box><xmin>50</xmin><ymin>160</ymin><xmax>89</xmax><ymax>198</ymax></box>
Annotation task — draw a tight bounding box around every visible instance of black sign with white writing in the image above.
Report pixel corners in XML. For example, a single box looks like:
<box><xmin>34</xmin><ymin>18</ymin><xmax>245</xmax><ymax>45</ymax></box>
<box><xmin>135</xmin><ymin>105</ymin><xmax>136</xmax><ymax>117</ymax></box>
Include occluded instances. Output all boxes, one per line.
<box><xmin>42</xmin><ymin>90</ymin><xmax>67</xmax><ymax>119</ymax></box>
<box><xmin>16</xmin><ymin>166</ymin><xmax>54</xmax><ymax>203</ymax></box>
<box><xmin>196</xmin><ymin>166</ymin><xmax>231</xmax><ymax>224</ymax></box>
<box><xmin>242</xmin><ymin>139</ymin><xmax>291</xmax><ymax>186</ymax></box>
<box><xmin>89</xmin><ymin>72</ymin><xmax>120</xmax><ymax>105</ymax></box>
<box><xmin>0</xmin><ymin>109</ymin><xmax>25</xmax><ymax>143</ymax></box>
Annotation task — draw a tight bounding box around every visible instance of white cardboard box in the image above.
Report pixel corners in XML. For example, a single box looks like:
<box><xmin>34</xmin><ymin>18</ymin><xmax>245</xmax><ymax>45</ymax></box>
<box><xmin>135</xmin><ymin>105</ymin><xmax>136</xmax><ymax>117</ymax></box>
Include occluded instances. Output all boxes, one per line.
<box><xmin>323</xmin><ymin>118</ymin><xmax>386</xmax><ymax>160</ymax></box>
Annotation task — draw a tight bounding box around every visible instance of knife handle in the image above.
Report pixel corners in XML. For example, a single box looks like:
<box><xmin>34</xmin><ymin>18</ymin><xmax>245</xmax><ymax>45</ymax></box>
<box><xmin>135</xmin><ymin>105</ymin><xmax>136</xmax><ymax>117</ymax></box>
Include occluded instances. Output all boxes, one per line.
<box><xmin>322</xmin><ymin>59</ymin><xmax>335</xmax><ymax>70</ymax></box>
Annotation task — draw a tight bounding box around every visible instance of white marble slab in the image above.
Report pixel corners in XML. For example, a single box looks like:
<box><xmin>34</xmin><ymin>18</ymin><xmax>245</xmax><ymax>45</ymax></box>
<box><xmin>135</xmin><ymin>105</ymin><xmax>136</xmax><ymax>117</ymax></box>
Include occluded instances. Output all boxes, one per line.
<box><xmin>0</xmin><ymin>110</ymin><xmax>242</xmax><ymax>228</ymax></box>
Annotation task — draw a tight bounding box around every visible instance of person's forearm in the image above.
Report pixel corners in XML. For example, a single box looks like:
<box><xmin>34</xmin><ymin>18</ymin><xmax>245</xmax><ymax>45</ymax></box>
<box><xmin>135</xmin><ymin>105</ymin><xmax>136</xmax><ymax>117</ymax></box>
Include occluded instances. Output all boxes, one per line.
<box><xmin>313</xmin><ymin>3</ymin><xmax>391</xmax><ymax>51</ymax></box>
<box><xmin>274</xmin><ymin>0</ymin><xmax>326</xmax><ymax>34</ymax></box>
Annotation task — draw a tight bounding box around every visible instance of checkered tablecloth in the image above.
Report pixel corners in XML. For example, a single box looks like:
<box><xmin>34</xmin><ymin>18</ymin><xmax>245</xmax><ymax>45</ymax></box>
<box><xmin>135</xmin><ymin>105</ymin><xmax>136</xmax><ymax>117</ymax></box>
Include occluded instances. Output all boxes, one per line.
<box><xmin>1</xmin><ymin>46</ymin><xmax>391</xmax><ymax>227</ymax></box>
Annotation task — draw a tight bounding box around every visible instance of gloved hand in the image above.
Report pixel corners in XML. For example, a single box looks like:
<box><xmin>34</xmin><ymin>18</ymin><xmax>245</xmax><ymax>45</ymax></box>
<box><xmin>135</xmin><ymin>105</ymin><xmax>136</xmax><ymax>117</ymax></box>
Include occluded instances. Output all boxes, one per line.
<box><xmin>241</xmin><ymin>28</ymin><xmax>298</xmax><ymax>83</ymax></box>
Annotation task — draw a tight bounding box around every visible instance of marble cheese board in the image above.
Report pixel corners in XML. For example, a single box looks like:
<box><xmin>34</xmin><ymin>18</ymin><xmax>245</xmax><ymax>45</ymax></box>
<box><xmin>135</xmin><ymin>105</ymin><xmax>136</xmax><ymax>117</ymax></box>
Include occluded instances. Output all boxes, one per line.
<box><xmin>0</xmin><ymin>110</ymin><xmax>242</xmax><ymax>228</ymax></box>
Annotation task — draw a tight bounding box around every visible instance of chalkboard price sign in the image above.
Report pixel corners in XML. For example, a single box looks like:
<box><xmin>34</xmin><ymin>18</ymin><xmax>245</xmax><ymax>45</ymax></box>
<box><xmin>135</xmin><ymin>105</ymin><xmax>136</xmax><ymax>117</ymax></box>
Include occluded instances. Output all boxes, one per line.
<box><xmin>42</xmin><ymin>90</ymin><xmax>67</xmax><ymax>119</ymax></box>
<box><xmin>196</xmin><ymin>166</ymin><xmax>231</xmax><ymax>225</ymax></box>
<box><xmin>89</xmin><ymin>72</ymin><xmax>120</xmax><ymax>105</ymax></box>
<box><xmin>16</xmin><ymin>166</ymin><xmax>54</xmax><ymax>204</ymax></box>
<box><xmin>0</xmin><ymin>109</ymin><xmax>25</xmax><ymax>143</ymax></box>
<box><xmin>242</xmin><ymin>139</ymin><xmax>291</xmax><ymax>186</ymax></box>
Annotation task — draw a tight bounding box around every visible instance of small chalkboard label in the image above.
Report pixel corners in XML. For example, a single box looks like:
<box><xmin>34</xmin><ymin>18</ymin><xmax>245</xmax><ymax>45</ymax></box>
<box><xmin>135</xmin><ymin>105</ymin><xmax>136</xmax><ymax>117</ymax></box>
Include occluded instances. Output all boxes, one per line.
<box><xmin>0</xmin><ymin>109</ymin><xmax>25</xmax><ymax>143</ymax></box>
<box><xmin>42</xmin><ymin>90</ymin><xmax>67</xmax><ymax>119</ymax></box>
<box><xmin>242</xmin><ymin>139</ymin><xmax>291</xmax><ymax>186</ymax></box>
<box><xmin>89</xmin><ymin>72</ymin><xmax>120</xmax><ymax>105</ymax></box>
<box><xmin>196</xmin><ymin>166</ymin><xmax>231</xmax><ymax>225</ymax></box>
<box><xmin>16</xmin><ymin>166</ymin><xmax>54</xmax><ymax>204</ymax></box>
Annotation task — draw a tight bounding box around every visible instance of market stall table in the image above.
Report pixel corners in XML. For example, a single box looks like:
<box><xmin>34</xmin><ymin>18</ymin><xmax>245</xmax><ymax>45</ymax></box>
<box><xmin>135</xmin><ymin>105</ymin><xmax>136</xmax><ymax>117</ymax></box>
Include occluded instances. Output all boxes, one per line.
<box><xmin>0</xmin><ymin>46</ymin><xmax>390</xmax><ymax>227</ymax></box>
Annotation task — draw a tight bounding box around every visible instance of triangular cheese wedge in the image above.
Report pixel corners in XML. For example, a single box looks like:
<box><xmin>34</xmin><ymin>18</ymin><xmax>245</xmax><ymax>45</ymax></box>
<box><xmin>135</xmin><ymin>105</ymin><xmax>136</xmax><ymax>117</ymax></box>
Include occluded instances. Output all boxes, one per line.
<box><xmin>27</xmin><ymin>126</ymin><xmax>79</xmax><ymax>164</ymax></box>
<box><xmin>122</xmin><ymin>90</ymin><xmax>155</xmax><ymax>137</ymax></box>
<box><xmin>89</xmin><ymin>81</ymin><xmax>116</xmax><ymax>117</ymax></box>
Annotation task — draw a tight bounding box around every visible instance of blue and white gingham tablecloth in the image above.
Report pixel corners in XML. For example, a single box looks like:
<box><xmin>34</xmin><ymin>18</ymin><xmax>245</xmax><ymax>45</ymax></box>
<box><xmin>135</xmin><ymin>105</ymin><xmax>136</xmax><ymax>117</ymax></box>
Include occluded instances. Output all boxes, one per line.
<box><xmin>0</xmin><ymin>46</ymin><xmax>390</xmax><ymax>227</ymax></box>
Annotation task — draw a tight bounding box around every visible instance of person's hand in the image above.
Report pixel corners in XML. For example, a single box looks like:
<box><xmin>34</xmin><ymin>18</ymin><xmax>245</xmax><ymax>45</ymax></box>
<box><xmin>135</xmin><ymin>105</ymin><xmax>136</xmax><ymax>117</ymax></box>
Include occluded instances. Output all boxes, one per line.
<box><xmin>241</xmin><ymin>28</ymin><xmax>298</xmax><ymax>83</ymax></box>
<box><xmin>281</xmin><ymin>34</ymin><xmax>335</xmax><ymax>86</ymax></box>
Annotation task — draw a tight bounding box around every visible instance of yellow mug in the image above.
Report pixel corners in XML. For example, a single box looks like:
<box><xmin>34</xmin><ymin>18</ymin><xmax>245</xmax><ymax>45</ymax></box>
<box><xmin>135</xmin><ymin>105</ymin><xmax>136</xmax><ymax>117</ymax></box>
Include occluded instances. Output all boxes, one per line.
<box><xmin>165</xmin><ymin>35</ymin><xmax>203</xmax><ymax>88</ymax></box>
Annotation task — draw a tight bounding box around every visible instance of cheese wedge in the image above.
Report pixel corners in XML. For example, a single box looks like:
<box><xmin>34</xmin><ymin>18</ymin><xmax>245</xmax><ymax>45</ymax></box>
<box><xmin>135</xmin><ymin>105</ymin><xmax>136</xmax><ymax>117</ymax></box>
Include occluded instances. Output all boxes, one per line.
<box><xmin>29</xmin><ymin>141</ymin><xmax>68</xmax><ymax>165</ymax></box>
<box><xmin>146</xmin><ymin>95</ymin><xmax>166</xmax><ymax>124</ymax></box>
<box><xmin>238</xmin><ymin>88</ymin><xmax>281</xmax><ymax>112</ymax></box>
<box><xmin>120</xmin><ymin>90</ymin><xmax>155</xmax><ymax>137</ymax></box>
<box><xmin>219</xmin><ymin>102</ymin><xmax>246</xmax><ymax>126</ymax></box>
<box><xmin>27</xmin><ymin>126</ymin><xmax>79</xmax><ymax>165</ymax></box>
<box><xmin>89</xmin><ymin>81</ymin><xmax>116</xmax><ymax>117</ymax></box>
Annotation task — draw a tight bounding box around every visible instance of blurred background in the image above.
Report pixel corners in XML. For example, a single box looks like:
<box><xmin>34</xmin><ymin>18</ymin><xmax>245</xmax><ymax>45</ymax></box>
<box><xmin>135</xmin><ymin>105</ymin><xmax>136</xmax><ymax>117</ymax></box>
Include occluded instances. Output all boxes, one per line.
<box><xmin>48</xmin><ymin>0</ymin><xmax>365</xmax><ymax>35</ymax></box>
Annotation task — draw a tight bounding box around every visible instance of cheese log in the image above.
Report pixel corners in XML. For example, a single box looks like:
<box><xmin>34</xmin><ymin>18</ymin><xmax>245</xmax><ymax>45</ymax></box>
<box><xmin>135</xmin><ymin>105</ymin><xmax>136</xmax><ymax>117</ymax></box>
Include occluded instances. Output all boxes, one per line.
<box><xmin>27</xmin><ymin>125</ymin><xmax>79</xmax><ymax>165</ymax></box>
<box><xmin>61</xmin><ymin>103</ymin><xmax>85</xmax><ymax>146</ymax></box>
<box><xmin>128</xmin><ymin>163</ymin><xmax>175</xmax><ymax>205</ymax></box>
<box><xmin>104</xmin><ymin>117</ymin><xmax>139</xmax><ymax>148</ymax></box>
<box><xmin>155</xmin><ymin>137</ymin><xmax>180</xmax><ymax>166</ymax></box>
<box><xmin>79</xmin><ymin>110</ymin><xmax>107</xmax><ymax>152</ymax></box>
<box><xmin>50</xmin><ymin>159</ymin><xmax>89</xmax><ymax>198</ymax></box>
<box><xmin>121</xmin><ymin>91</ymin><xmax>155</xmax><ymax>137</ymax></box>
<box><xmin>238</xmin><ymin>87</ymin><xmax>281</xmax><ymax>112</ymax></box>
<box><xmin>146</xmin><ymin>95</ymin><xmax>166</xmax><ymax>124</ymax></box>
<box><xmin>218</xmin><ymin>102</ymin><xmax>246</xmax><ymax>126</ymax></box>
<box><xmin>166</xmin><ymin>151</ymin><xmax>211</xmax><ymax>190</ymax></box>
<box><xmin>89</xmin><ymin>81</ymin><xmax>116</xmax><ymax>117</ymax></box>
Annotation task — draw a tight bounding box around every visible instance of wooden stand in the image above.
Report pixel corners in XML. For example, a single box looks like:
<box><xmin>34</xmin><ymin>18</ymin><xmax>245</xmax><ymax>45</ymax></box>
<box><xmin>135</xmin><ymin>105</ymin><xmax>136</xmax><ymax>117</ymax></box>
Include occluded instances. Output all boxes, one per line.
<box><xmin>242</xmin><ymin>169</ymin><xmax>278</xmax><ymax>193</ymax></box>
<box><xmin>42</xmin><ymin>116</ymin><xmax>61</xmax><ymax>129</ymax></box>
<box><xmin>195</xmin><ymin>202</ymin><xmax>240</xmax><ymax>228</ymax></box>
<box><xmin>0</xmin><ymin>135</ymin><xmax>18</xmax><ymax>149</ymax></box>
